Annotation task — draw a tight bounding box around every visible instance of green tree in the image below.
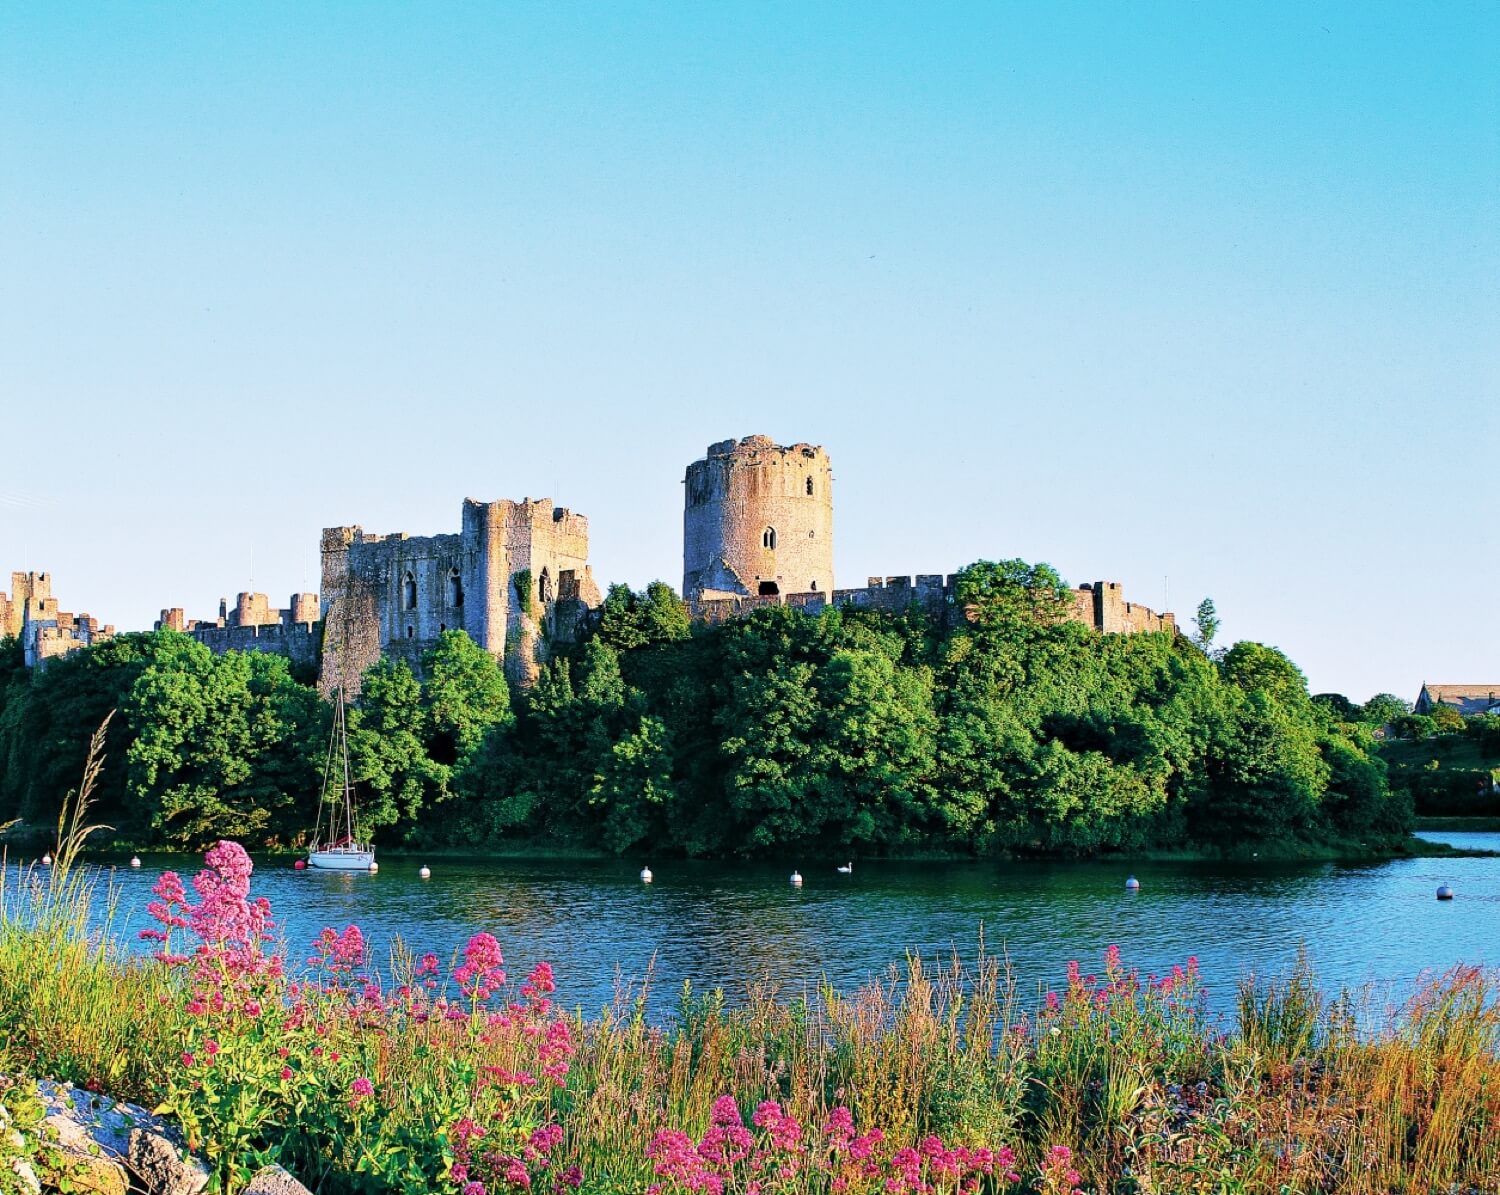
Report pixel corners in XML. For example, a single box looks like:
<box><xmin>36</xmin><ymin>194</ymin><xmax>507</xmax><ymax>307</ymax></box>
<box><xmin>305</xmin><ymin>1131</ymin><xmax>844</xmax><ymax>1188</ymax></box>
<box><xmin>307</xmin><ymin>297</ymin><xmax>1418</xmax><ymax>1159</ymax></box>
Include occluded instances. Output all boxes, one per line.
<box><xmin>1360</xmin><ymin>693</ymin><xmax>1409</xmax><ymax>727</ymax></box>
<box><xmin>598</xmin><ymin>581</ymin><xmax>692</xmax><ymax>650</ymax></box>
<box><xmin>422</xmin><ymin>630</ymin><xmax>511</xmax><ymax>764</ymax></box>
<box><xmin>1428</xmin><ymin>704</ymin><xmax>1466</xmax><ymax>734</ymax></box>
<box><xmin>1312</xmin><ymin>693</ymin><xmax>1361</xmax><ymax>722</ymax></box>
<box><xmin>953</xmin><ymin>560</ymin><xmax>1074</xmax><ymax>632</ymax></box>
<box><xmin>1192</xmin><ymin>597</ymin><xmax>1219</xmax><ymax>653</ymax></box>
<box><xmin>125</xmin><ymin>646</ymin><xmax>323</xmax><ymax>848</ymax></box>
<box><xmin>347</xmin><ymin>659</ymin><xmax>445</xmax><ymax>835</ymax></box>
<box><xmin>1219</xmin><ymin>641</ymin><xmax>1311</xmax><ymax>708</ymax></box>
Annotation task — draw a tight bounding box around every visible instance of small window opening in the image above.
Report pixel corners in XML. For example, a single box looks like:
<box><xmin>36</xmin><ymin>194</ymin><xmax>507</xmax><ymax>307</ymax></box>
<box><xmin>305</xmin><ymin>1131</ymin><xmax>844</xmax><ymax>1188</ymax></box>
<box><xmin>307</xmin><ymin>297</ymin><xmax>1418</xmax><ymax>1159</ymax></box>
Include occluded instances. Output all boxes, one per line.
<box><xmin>758</xmin><ymin>581</ymin><xmax>780</xmax><ymax>596</ymax></box>
<box><xmin>538</xmin><ymin>568</ymin><xmax>553</xmax><ymax>603</ymax></box>
<box><xmin>439</xmin><ymin>623</ymin><xmax>446</xmax><ymax>632</ymax></box>
<box><xmin>448</xmin><ymin>568</ymin><xmax>464</xmax><ymax>607</ymax></box>
<box><xmin>810</xmin><ymin>580</ymin><xmax>818</xmax><ymax>591</ymax></box>
<box><xmin>805</xmin><ymin>476</ymin><xmax>814</xmax><ymax>496</ymax></box>
<box><xmin>406</xmin><ymin>625</ymin><xmax>414</xmax><ymax>639</ymax></box>
<box><xmin>403</xmin><ymin>571</ymin><xmax>417</xmax><ymax>610</ymax></box>
<box><xmin>762</xmin><ymin>527</ymin><xmax>777</xmax><ymax>549</ymax></box>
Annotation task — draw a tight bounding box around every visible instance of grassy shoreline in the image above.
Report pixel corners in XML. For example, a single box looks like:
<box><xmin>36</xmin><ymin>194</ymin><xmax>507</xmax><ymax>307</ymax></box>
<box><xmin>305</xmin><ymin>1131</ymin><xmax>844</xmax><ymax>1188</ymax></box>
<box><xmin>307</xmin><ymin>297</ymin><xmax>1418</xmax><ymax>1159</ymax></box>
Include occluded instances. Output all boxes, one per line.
<box><xmin>42</xmin><ymin>828</ymin><xmax>1500</xmax><ymax>867</ymax></box>
<box><xmin>2</xmin><ymin>838</ymin><xmax>1498</xmax><ymax>1195</ymax></box>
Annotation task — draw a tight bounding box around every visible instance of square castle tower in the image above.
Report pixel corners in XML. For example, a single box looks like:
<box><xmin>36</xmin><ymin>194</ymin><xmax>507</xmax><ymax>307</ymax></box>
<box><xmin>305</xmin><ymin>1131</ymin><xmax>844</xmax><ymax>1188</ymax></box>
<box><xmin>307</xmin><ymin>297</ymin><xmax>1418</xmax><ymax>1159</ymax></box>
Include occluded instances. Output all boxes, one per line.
<box><xmin>318</xmin><ymin>497</ymin><xmax>601</xmax><ymax>695</ymax></box>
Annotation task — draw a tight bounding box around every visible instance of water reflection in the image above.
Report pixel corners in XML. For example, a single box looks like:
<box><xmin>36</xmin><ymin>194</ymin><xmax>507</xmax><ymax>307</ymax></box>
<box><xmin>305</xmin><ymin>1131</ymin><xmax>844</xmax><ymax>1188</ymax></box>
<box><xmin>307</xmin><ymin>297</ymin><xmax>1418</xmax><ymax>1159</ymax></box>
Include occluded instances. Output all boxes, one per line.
<box><xmin>4</xmin><ymin>837</ymin><xmax>1494</xmax><ymax>1019</ymax></box>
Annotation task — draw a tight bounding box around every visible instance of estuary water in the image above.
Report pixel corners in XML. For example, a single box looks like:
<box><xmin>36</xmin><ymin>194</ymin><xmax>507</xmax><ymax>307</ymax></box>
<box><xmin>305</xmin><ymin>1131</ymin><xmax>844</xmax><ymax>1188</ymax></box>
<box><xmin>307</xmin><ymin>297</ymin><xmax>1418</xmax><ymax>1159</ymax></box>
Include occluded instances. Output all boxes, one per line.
<box><xmin>19</xmin><ymin>832</ymin><xmax>1500</xmax><ymax>1020</ymax></box>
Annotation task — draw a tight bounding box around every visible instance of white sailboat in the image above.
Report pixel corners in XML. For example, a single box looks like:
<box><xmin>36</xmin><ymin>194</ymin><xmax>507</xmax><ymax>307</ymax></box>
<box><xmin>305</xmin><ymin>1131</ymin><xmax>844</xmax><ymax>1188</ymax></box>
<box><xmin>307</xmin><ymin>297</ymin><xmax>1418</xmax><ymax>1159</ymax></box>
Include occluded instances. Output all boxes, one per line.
<box><xmin>308</xmin><ymin>687</ymin><xmax>375</xmax><ymax>871</ymax></box>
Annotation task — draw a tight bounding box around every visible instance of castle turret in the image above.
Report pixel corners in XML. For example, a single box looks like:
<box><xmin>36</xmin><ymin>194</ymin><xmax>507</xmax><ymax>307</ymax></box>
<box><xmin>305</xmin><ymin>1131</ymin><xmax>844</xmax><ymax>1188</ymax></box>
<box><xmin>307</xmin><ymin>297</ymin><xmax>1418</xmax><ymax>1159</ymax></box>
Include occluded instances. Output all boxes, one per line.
<box><xmin>683</xmin><ymin>435</ymin><xmax>834</xmax><ymax>601</ymax></box>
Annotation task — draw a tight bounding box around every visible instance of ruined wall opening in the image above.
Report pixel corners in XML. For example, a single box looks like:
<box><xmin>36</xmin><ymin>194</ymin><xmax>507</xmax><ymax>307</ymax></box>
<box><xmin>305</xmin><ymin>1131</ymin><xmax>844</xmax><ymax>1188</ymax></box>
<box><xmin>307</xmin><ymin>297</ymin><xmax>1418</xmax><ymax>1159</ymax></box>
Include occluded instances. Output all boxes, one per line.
<box><xmin>448</xmin><ymin>568</ymin><xmax>464</xmax><ymax>607</ymax></box>
<box><xmin>762</xmin><ymin>527</ymin><xmax>777</xmax><ymax>549</ymax></box>
<box><xmin>758</xmin><ymin>581</ymin><xmax>779</xmax><ymax>596</ymax></box>
<box><xmin>406</xmin><ymin>625</ymin><xmax>414</xmax><ymax>638</ymax></box>
<box><xmin>538</xmin><ymin>568</ymin><xmax>553</xmax><ymax>603</ymax></box>
<box><xmin>810</xmin><ymin>580</ymin><xmax>818</xmax><ymax>591</ymax></box>
<box><xmin>805</xmin><ymin>476</ymin><xmax>814</xmax><ymax>496</ymax></box>
<box><xmin>403</xmin><ymin>571</ymin><xmax>417</xmax><ymax>610</ymax></box>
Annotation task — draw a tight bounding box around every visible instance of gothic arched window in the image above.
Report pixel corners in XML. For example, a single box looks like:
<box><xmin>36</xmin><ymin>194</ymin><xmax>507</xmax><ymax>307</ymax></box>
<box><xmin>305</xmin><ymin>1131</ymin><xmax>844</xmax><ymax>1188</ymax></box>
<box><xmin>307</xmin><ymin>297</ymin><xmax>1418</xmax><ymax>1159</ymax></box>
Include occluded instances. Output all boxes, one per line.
<box><xmin>763</xmin><ymin>527</ymin><xmax>777</xmax><ymax>549</ymax></box>
<box><xmin>403</xmin><ymin>571</ymin><xmax>417</xmax><ymax>610</ymax></box>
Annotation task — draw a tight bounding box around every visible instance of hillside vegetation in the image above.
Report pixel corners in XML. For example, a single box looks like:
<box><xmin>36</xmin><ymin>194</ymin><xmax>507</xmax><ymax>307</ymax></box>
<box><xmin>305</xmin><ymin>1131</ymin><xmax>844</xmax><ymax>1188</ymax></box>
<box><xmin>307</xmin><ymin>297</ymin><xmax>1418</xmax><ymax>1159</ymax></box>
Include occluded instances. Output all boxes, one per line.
<box><xmin>0</xmin><ymin>560</ymin><xmax>1412</xmax><ymax>858</ymax></box>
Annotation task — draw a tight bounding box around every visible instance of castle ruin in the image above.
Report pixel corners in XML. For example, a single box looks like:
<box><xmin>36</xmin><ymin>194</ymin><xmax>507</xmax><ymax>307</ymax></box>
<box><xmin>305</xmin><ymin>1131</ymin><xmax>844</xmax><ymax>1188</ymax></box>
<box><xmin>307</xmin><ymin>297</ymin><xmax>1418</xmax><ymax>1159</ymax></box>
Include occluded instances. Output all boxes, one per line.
<box><xmin>155</xmin><ymin>592</ymin><xmax>320</xmax><ymax>669</ymax></box>
<box><xmin>685</xmin><ymin>436</ymin><xmax>1175</xmax><ymax>636</ymax></box>
<box><xmin>9</xmin><ymin>435</ymin><xmax>1174</xmax><ymax>683</ymax></box>
<box><xmin>318</xmin><ymin>497</ymin><xmax>602</xmax><ymax>696</ymax></box>
<box><xmin>1</xmin><ymin>571</ymin><xmax>115</xmax><ymax>669</ymax></box>
<box><xmin>684</xmin><ymin>436</ymin><xmax>834</xmax><ymax>601</ymax></box>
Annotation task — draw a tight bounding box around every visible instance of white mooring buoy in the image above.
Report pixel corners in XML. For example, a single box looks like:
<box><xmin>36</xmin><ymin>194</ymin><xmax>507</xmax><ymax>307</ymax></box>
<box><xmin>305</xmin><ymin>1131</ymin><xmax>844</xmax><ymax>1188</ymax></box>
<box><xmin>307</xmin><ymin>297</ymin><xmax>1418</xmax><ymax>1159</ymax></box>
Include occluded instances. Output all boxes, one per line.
<box><xmin>1437</xmin><ymin>884</ymin><xmax>1454</xmax><ymax>901</ymax></box>
<box><xmin>40</xmin><ymin>854</ymin><xmax>52</xmax><ymax>866</ymax></box>
<box><xmin>790</xmin><ymin>870</ymin><xmax>803</xmax><ymax>885</ymax></box>
<box><xmin>418</xmin><ymin>865</ymin><xmax>431</xmax><ymax>879</ymax></box>
<box><xmin>1125</xmin><ymin>875</ymin><xmax>1141</xmax><ymax>891</ymax></box>
<box><xmin>129</xmin><ymin>856</ymin><xmax>142</xmax><ymax>868</ymax></box>
<box><xmin>640</xmin><ymin>867</ymin><xmax>653</xmax><ymax>883</ymax></box>
<box><xmin>367</xmin><ymin>861</ymin><xmax>379</xmax><ymax>873</ymax></box>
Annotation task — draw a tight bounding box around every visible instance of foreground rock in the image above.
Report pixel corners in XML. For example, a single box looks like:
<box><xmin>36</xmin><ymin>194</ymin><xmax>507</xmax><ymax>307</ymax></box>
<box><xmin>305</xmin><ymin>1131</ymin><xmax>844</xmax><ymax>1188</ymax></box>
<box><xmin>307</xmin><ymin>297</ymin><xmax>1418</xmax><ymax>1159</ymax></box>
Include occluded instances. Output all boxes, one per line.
<box><xmin>5</xmin><ymin>1076</ymin><xmax>315</xmax><ymax>1195</ymax></box>
<box><xmin>33</xmin><ymin>1079</ymin><xmax>208</xmax><ymax>1195</ymax></box>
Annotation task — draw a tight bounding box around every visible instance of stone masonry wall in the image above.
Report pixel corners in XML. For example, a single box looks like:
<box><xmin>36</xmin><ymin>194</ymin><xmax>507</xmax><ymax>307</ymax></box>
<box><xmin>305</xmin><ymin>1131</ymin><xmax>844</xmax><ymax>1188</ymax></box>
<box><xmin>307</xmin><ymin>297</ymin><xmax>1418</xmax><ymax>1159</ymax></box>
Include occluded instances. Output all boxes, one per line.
<box><xmin>693</xmin><ymin>574</ymin><xmax>1175</xmax><ymax>637</ymax></box>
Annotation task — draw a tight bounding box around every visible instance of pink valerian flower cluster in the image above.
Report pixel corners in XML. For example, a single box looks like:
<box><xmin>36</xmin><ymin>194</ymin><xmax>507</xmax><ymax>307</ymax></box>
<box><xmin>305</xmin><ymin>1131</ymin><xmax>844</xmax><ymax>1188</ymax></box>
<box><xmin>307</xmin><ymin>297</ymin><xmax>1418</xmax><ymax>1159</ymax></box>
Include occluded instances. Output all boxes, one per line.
<box><xmin>312</xmin><ymin>925</ymin><xmax>368</xmax><ymax>973</ymax></box>
<box><xmin>447</xmin><ymin>1116</ymin><xmax>577</xmax><ymax>1195</ymax></box>
<box><xmin>1036</xmin><ymin>1145</ymin><xmax>1084</xmax><ymax>1195</ymax></box>
<box><xmin>644</xmin><ymin>1097</ymin><xmax>1016</xmax><ymax>1195</ymax></box>
<box><xmin>139</xmin><ymin>842</ymin><xmax>277</xmax><ymax>984</ymax></box>
<box><xmin>1040</xmin><ymin>948</ymin><xmax>1204</xmax><ymax>1029</ymax></box>
<box><xmin>455</xmin><ymin>932</ymin><xmax>507</xmax><ymax>1000</ymax></box>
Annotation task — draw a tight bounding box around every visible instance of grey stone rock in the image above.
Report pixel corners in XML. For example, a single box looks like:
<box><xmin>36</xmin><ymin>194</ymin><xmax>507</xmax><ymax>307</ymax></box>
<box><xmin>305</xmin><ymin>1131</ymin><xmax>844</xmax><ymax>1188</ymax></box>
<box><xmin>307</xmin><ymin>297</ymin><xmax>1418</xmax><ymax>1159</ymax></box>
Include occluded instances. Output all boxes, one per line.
<box><xmin>38</xmin><ymin>1147</ymin><xmax>129</xmax><ymax>1195</ymax></box>
<box><xmin>242</xmin><ymin>1163</ymin><xmax>315</xmax><ymax>1194</ymax></box>
<box><xmin>129</xmin><ymin>1126</ymin><xmax>211</xmax><ymax>1195</ymax></box>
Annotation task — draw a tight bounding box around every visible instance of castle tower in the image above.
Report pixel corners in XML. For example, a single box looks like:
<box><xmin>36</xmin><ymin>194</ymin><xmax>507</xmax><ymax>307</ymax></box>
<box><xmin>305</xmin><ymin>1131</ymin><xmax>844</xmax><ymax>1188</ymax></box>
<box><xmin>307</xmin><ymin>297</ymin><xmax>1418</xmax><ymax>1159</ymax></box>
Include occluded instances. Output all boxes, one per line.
<box><xmin>683</xmin><ymin>436</ymin><xmax>833</xmax><ymax>601</ymax></box>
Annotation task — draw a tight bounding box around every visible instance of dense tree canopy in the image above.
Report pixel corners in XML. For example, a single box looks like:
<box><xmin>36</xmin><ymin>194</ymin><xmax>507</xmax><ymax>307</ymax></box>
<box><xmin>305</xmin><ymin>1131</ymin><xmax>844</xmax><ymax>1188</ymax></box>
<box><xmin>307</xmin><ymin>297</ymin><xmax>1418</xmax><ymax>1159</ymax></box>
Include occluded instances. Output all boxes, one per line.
<box><xmin>0</xmin><ymin>566</ymin><xmax>1412</xmax><ymax>857</ymax></box>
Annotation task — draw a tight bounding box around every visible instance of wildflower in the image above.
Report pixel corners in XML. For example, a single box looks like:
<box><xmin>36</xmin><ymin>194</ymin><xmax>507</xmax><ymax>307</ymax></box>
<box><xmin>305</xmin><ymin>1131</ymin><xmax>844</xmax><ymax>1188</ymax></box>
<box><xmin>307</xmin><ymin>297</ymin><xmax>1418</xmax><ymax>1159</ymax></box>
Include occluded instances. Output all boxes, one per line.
<box><xmin>454</xmin><ymin>932</ymin><xmax>506</xmax><ymax>1000</ymax></box>
<box><xmin>181</xmin><ymin>1053</ymin><xmax>194</xmax><ymax>1067</ymax></box>
<box><xmin>350</xmin><ymin>1076</ymin><xmax>374</xmax><ymax>1100</ymax></box>
<box><xmin>461</xmin><ymin>1183</ymin><xmax>486</xmax><ymax>1195</ymax></box>
<box><xmin>279</xmin><ymin>1067</ymin><xmax>293</xmax><ymax>1082</ymax></box>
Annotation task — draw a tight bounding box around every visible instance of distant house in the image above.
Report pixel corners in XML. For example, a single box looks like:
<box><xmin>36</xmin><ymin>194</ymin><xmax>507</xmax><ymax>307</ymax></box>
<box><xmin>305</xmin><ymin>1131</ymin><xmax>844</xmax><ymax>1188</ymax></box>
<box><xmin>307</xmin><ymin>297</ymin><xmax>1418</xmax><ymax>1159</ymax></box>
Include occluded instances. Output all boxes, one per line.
<box><xmin>1413</xmin><ymin>684</ymin><xmax>1500</xmax><ymax>718</ymax></box>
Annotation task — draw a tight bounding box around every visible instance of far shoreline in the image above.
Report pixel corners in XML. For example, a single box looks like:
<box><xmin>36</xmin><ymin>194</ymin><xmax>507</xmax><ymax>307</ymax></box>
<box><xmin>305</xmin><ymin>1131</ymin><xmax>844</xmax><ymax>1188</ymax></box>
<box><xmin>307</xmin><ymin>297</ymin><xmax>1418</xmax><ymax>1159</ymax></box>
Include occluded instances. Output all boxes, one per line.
<box><xmin>38</xmin><ymin>825</ymin><xmax>1499</xmax><ymax>869</ymax></box>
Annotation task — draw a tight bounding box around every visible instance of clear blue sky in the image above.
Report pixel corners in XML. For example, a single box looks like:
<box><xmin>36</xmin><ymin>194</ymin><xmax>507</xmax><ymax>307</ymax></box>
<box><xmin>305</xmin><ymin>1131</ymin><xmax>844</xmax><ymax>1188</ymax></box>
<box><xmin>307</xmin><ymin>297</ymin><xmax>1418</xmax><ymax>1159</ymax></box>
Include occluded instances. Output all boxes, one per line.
<box><xmin>1</xmin><ymin>3</ymin><xmax>1495</xmax><ymax>703</ymax></box>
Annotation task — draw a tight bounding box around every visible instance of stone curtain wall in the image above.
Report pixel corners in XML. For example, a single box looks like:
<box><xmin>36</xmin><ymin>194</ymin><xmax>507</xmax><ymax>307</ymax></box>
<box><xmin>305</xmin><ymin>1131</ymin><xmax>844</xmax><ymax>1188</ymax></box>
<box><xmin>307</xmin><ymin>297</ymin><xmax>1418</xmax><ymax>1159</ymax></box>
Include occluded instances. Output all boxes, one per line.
<box><xmin>692</xmin><ymin>574</ymin><xmax>1175</xmax><ymax>637</ymax></box>
<box><xmin>683</xmin><ymin>436</ymin><xmax>834</xmax><ymax>601</ymax></box>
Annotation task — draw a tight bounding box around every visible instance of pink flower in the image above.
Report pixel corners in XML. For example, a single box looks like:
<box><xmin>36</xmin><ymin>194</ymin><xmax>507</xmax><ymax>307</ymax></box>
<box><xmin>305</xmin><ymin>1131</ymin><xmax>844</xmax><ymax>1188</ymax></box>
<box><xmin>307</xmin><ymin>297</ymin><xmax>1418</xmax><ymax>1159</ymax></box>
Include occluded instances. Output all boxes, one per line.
<box><xmin>454</xmin><ymin>932</ymin><xmax>506</xmax><ymax>1000</ymax></box>
<box><xmin>350</xmin><ymin>1076</ymin><xmax>374</xmax><ymax>1100</ymax></box>
<box><xmin>180</xmin><ymin>1052</ymin><xmax>194</xmax><ymax>1067</ymax></box>
<box><xmin>280</xmin><ymin>1067</ymin><xmax>293</xmax><ymax>1082</ymax></box>
<box><xmin>461</xmin><ymin>1183</ymin><xmax>486</xmax><ymax>1195</ymax></box>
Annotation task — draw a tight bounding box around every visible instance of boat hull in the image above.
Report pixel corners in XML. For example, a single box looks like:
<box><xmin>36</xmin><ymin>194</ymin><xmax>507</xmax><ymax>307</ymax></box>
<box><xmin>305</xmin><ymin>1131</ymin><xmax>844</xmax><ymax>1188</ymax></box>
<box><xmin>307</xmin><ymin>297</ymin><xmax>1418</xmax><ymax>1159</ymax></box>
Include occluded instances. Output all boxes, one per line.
<box><xmin>308</xmin><ymin>847</ymin><xmax>376</xmax><ymax>871</ymax></box>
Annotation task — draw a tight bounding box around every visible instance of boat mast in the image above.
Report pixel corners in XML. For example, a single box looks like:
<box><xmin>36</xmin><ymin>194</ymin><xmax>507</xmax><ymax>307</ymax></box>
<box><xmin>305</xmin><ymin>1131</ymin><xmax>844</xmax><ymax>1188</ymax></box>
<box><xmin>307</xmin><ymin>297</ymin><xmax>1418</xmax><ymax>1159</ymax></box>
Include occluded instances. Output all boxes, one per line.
<box><xmin>337</xmin><ymin>687</ymin><xmax>356</xmax><ymax>844</ymax></box>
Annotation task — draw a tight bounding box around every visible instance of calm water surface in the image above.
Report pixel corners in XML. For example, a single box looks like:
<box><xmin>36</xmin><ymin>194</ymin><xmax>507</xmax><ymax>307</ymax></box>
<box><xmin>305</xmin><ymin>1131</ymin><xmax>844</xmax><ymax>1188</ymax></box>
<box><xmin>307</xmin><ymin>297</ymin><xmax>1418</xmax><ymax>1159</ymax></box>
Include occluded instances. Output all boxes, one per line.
<box><xmin>16</xmin><ymin>833</ymin><xmax>1498</xmax><ymax>1020</ymax></box>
